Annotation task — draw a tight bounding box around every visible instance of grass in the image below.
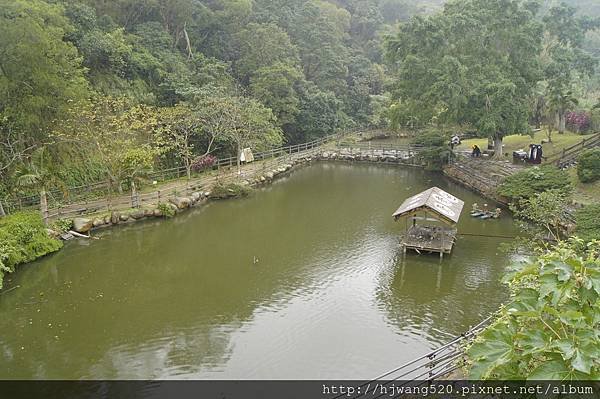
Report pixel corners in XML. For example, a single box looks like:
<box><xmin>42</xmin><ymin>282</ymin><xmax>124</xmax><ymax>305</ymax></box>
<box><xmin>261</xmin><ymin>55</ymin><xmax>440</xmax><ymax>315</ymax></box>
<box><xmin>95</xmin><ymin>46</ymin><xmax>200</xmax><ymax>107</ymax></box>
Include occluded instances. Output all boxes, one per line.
<box><xmin>568</xmin><ymin>168</ymin><xmax>600</xmax><ymax>206</ymax></box>
<box><xmin>457</xmin><ymin>130</ymin><xmax>596</xmax><ymax>160</ymax></box>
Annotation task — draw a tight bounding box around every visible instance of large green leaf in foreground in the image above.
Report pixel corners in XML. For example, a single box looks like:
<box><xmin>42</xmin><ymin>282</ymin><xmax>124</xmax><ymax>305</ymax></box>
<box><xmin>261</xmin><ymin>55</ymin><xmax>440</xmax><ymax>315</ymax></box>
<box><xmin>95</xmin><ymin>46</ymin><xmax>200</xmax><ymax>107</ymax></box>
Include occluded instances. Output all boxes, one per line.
<box><xmin>466</xmin><ymin>240</ymin><xmax>600</xmax><ymax>380</ymax></box>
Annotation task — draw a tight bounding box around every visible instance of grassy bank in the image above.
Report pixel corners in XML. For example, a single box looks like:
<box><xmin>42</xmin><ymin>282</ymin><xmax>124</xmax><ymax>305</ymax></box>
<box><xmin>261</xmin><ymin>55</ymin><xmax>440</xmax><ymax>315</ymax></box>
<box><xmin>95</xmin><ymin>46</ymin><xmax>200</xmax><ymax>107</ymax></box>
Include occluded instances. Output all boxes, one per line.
<box><xmin>0</xmin><ymin>212</ymin><xmax>63</xmax><ymax>289</ymax></box>
<box><xmin>457</xmin><ymin>130</ymin><xmax>596</xmax><ymax>159</ymax></box>
<box><xmin>568</xmin><ymin>168</ymin><xmax>600</xmax><ymax>205</ymax></box>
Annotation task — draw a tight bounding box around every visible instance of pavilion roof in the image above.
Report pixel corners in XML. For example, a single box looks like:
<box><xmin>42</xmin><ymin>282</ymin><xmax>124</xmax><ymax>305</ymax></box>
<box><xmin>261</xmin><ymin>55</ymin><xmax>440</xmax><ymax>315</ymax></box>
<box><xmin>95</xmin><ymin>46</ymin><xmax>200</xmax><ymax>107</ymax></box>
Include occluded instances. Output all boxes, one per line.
<box><xmin>392</xmin><ymin>187</ymin><xmax>464</xmax><ymax>225</ymax></box>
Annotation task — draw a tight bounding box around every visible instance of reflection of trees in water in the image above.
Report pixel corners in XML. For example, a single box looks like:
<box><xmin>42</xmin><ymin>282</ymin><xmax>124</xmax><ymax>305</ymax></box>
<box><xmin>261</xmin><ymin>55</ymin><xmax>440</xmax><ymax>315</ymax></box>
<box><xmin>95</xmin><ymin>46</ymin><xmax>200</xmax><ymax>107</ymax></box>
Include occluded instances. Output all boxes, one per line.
<box><xmin>375</xmin><ymin>248</ymin><xmax>510</xmax><ymax>345</ymax></box>
<box><xmin>0</xmin><ymin>163</ymin><xmax>520</xmax><ymax>379</ymax></box>
<box><xmin>0</xmin><ymin>187</ymin><xmax>376</xmax><ymax>379</ymax></box>
<box><xmin>0</xmin><ymin>215</ymin><xmax>282</xmax><ymax>379</ymax></box>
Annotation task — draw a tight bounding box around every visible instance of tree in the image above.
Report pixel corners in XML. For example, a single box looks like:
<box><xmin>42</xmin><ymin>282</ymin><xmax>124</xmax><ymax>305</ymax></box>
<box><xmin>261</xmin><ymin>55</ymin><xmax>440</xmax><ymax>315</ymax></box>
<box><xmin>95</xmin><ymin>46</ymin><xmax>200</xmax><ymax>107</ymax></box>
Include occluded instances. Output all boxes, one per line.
<box><xmin>547</xmin><ymin>88</ymin><xmax>579</xmax><ymax>134</ymax></box>
<box><xmin>288</xmin><ymin>0</ymin><xmax>351</xmax><ymax>94</ymax></box>
<box><xmin>232</xmin><ymin>23</ymin><xmax>299</xmax><ymax>85</ymax></box>
<box><xmin>385</xmin><ymin>0</ymin><xmax>544</xmax><ymax>158</ymax></box>
<box><xmin>542</xmin><ymin>3</ymin><xmax>598</xmax><ymax>134</ymax></box>
<box><xmin>293</xmin><ymin>83</ymin><xmax>344</xmax><ymax>142</ymax></box>
<box><xmin>223</xmin><ymin>96</ymin><xmax>283</xmax><ymax>173</ymax></box>
<box><xmin>53</xmin><ymin>97</ymin><xmax>147</xmax><ymax>195</ymax></box>
<box><xmin>147</xmin><ymin>103</ymin><xmax>204</xmax><ymax>180</ymax></box>
<box><xmin>0</xmin><ymin>0</ymin><xmax>88</xmax><ymax>168</ymax></box>
<box><xmin>12</xmin><ymin>147</ymin><xmax>66</xmax><ymax>225</ymax></box>
<box><xmin>249</xmin><ymin>62</ymin><xmax>304</xmax><ymax>128</ymax></box>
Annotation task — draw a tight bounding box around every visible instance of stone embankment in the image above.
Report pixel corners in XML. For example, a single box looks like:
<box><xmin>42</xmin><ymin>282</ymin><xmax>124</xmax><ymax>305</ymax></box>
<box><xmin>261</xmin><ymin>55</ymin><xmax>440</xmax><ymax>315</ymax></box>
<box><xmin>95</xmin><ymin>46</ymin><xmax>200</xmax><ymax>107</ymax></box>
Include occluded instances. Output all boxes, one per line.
<box><xmin>443</xmin><ymin>157</ymin><xmax>525</xmax><ymax>205</ymax></box>
<box><xmin>319</xmin><ymin>148</ymin><xmax>418</xmax><ymax>165</ymax></box>
<box><xmin>61</xmin><ymin>159</ymin><xmax>307</xmax><ymax>236</ymax></box>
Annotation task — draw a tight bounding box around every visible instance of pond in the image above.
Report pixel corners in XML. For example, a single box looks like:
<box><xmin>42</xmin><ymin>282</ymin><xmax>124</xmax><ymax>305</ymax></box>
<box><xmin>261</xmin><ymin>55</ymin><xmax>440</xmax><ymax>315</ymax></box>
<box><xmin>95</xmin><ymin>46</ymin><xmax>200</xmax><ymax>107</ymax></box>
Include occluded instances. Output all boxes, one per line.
<box><xmin>0</xmin><ymin>163</ymin><xmax>518</xmax><ymax>379</ymax></box>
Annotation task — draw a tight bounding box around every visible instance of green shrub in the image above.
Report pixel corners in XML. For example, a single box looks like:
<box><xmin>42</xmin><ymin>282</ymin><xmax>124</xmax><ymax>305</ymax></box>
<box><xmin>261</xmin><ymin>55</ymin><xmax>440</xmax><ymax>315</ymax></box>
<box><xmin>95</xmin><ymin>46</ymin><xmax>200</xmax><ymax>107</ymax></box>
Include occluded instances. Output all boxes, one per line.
<box><xmin>0</xmin><ymin>212</ymin><xmax>63</xmax><ymax>289</ymax></box>
<box><xmin>577</xmin><ymin>148</ymin><xmax>600</xmax><ymax>183</ymax></box>
<box><xmin>209</xmin><ymin>182</ymin><xmax>251</xmax><ymax>199</ymax></box>
<box><xmin>50</xmin><ymin>218</ymin><xmax>73</xmax><ymax>234</ymax></box>
<box><xmin>497</xmin><ymin>165</ymin><xmax>572</xmax><ymax>200</ymax></box>
<box><xmin>466</xmin><ymin>239</ymin><xmax>600</xmax><ymax>379</ymax></box>
<box><xmin>411</xmin><ymin>130</ymin><xmax>453</xmax><ymax>170</ymax></box>
<box><xmin>575</xmin><ymin>204</ymin><xmax>600</xmax><ymax>243</ymax></box>
<box><xmin>157</xmin><ymin>202</ymin><xmax>176</xmax><ymax>218</ymax></box>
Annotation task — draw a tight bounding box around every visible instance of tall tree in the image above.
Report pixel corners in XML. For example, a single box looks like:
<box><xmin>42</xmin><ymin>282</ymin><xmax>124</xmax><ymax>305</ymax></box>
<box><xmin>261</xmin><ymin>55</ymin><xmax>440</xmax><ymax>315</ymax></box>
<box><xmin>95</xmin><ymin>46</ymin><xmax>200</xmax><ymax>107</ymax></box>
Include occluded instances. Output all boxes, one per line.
<box><xmin>249</xmin><ymin>63</ymin><xmax>304</xmax><ymax>129</ymax></box>
<box><xmin>232</xmin><ymin>23</ymin><xmax>299</xmax><ymax>86</ymax></box>
<box><xmin>542</xmin><ymin>3</ymin><xmax>599</xmax><ymax>133</ymax></box>
<box><xmin>0</xmin><ymin>0</ymin><xmax>88</xmax><ymax>165</ymax></box>
<box><xmin>385</xmin><ymin>0</ymin><xmax>543</xmax><ymax>157</ymax></box>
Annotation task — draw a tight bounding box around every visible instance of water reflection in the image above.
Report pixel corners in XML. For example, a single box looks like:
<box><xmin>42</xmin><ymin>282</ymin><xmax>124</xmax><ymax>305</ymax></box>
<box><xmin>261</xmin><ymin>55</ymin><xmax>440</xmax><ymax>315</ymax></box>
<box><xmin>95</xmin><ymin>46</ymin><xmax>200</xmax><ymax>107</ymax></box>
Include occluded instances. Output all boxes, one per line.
<box><xmin>0</xmin><ymin>163</ymin><xmax>518</xmax><ymax>379</ymax></box>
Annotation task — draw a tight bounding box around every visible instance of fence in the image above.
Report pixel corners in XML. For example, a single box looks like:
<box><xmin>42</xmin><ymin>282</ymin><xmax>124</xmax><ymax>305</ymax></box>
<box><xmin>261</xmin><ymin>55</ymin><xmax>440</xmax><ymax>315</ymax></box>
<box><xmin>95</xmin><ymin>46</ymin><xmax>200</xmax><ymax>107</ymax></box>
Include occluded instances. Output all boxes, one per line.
<box><xmin>333</xmin><ymin>316</ymin><xmax>492</xmax><ymax>399</ymax></box>
<box><xmin>3</xmin><ymin>131</ymin><xmax>348</xmax><ymax>216</ymax></box>
<box><xmin>545</xmin><ymin>133</ymin><xmax>600</xmax><ymax>168</ymax></box>
<box><xmin>9</xmin><ymin>131</ymin><xmax>338</xmax><ymax>220</ymax></box>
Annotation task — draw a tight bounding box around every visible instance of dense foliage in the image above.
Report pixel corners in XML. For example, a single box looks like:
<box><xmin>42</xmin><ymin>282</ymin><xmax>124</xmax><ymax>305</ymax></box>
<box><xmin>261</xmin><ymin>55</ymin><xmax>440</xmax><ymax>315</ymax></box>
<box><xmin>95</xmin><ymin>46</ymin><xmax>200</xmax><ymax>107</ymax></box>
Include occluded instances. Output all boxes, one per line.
<box><xmin>467</xmin><ymin>240</ymin><xmax>600</xmax><ymax>379</ymax></box>
<box><xmin>384</xmin><ymin>0</ymin><xmax>600</xmax><ymax>155</ymax></box>
<box><xmin>510</xmin><ymin>189</ymin><xmax>571</xmax><ymax>242</ymax></box>
<box><xmin>2</xmin><ymin>0</ymin><xmax>422</xmax><ymax>203</ymax></box>
<box><xmin>576</xmin><ymin>204</ymin><xmax>600</xmax><ymax>243</ymax></box>
<box><xmin>497</xmin><ymin>165</ymin><xmax>572</xmax><ymax>200</ymax></box>
<box><xmin>0</xmin><ymin>212</ymin><xmax>63</xmax><ymax>288</ymax></box>
<box><xmin>1</xmin><ymin>0</ymin><xmax>599</xmax><ymax>206</ymax></box>
<box><xmin>566</xmin><ymin>111</ymin><xmax>591</xmax><ymax>133</ymax></box>
<box><xmin>577</xmin><ymin>148</ymin><xmax>600</xmax><ymax>183</ymax></box>
<box><xmin>411</xmin><ymin>130</ymin><xmax>453</xmax><ymax>170</ymax></box>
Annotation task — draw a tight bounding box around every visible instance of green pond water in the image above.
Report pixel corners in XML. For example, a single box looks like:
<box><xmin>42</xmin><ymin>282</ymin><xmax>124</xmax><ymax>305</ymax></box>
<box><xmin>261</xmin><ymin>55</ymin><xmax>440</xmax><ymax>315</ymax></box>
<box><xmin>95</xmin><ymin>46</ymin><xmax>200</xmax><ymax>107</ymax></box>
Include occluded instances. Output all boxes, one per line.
<box><xmin>0</xmin><ymin>163</ymin><xmax>518</xmax><ymax>379</ymax></box>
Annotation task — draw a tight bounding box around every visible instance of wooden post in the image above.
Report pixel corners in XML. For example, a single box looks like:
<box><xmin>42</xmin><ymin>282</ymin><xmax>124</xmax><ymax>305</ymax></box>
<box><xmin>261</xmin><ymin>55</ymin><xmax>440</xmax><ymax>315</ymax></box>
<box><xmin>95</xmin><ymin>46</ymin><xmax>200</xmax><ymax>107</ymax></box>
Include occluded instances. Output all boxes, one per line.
<box><xmin>40</xmin><ymin>190</ymin><xmax>49</xmax><ymax>225</ymax></box>
<box><xmin>0</xmin><ymin>200</ymin><xmax>5</xmax><ymax>217</ymax></box>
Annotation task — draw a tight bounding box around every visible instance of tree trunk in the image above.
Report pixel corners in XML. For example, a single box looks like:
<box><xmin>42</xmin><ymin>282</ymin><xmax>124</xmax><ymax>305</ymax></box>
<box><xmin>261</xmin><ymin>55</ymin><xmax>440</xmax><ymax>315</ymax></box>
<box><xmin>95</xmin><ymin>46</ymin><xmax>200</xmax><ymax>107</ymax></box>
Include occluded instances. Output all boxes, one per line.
<box><xmin>185</xmin><ymin>159</ymin><xmax>192</xmax><ymax>180</ymax></box>
<box><xmin>0</xmin><ymin>199</ymin><xmax>5</xmax><ymax>217</ymax></box>
<box><xmin>493</xmin><ymin>133</ymin><xmax>504</xmax><ymax>159</ymax></box>
<box><xmin>237</xmin><ymin>143</ymin><xmax>242</xmax><ymax>175</ymax></box>
<box><xmin>558</xmin><ymin>111</ymin><xmax>566</xmax><ymax>134</ymax></box>
<box><xmin>40</xmin><ymin>190</ymin><xmax>48</xmax><ymax>225</ymax></box>
<box><xmin>131</xmin><ymin>181</ymin><xmax>138</xmax><ymax>208</ymax></box>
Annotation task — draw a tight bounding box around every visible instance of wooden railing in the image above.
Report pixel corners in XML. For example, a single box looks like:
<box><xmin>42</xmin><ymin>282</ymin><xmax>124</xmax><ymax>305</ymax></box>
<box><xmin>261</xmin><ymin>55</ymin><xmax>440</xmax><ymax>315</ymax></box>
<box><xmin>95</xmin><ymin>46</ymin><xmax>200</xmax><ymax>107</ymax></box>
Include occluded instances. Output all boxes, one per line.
<box><xmin>7</xmin><ymin>132</ymin><xmax>342</xmax><ymax>218</ymax></box>
<box><xmin>545</xmin><ymin>133</ymin><xmax>600</xmax><ymax>167</ymax></box>
<box><xmin>45</xmin><ymin>144</ymin><xmax>323</xmax><ymax>220</ymax></box>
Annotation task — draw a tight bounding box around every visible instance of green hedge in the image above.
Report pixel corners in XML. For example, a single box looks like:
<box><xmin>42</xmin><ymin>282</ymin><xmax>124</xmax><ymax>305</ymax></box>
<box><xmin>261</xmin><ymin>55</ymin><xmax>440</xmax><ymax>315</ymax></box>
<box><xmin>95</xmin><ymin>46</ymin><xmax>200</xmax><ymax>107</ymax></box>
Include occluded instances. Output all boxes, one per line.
<box><xmin>0</xmin><ymin>212</ymin><xmax>63</xmax><ymax>289</ymax></box>
<box><xmin>576</xmin><ymin>204</ymin><xmax>600</xmax><ymax>243</ymax></box>
<box><xmin>577</xmin><ymin>148</ymin><xmax>600</xmax><ymax>183</ymax></box>
<box><xmin>497</xmin><ymin>165</ymin><xmax>572</xmax><ymax>200</ymax></box>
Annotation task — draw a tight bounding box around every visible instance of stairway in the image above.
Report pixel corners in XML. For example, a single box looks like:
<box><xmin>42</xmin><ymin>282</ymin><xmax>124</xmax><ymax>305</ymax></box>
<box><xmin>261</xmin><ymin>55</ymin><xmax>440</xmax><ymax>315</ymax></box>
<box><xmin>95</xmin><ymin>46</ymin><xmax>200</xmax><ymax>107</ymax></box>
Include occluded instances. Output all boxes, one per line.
<box><xmin>547</xmin><ymin>133</ymin><xmax>600</xmax><ymax>170</ymax></box>
<box><xmin>444</xmin><ymin>157</ymin><xmax>525</xmax><ymax>204</ymax></box>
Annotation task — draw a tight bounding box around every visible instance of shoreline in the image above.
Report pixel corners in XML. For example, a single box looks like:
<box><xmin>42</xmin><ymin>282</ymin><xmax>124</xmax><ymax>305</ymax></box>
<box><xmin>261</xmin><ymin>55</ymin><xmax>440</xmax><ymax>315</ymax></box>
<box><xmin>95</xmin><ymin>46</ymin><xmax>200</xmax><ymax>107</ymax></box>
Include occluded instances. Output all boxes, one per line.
<box><xmin>1</xmin><ymin>155</ymin><xmax>513</xmax><ymax>293</ymax></box>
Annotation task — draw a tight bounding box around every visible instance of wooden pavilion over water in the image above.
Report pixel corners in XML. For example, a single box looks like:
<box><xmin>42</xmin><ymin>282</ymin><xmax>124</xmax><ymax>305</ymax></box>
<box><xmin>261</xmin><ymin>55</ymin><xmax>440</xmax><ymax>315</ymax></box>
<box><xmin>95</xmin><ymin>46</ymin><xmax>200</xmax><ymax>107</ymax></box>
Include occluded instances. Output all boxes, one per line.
<box><xmin>392</xmin><ymin>187</ymin><xmax>465</xmax><ymax>258</ymax></box>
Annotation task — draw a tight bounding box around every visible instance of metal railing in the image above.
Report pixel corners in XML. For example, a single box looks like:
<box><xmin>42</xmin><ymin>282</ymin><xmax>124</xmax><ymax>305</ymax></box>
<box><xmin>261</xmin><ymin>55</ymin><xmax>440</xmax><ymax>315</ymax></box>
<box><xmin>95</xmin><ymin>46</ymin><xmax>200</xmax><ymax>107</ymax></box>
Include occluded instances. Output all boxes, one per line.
<box><xmin>333</xmin><ymin>316</ymin><xmax>493</xmax><ymax>399</ymax></box>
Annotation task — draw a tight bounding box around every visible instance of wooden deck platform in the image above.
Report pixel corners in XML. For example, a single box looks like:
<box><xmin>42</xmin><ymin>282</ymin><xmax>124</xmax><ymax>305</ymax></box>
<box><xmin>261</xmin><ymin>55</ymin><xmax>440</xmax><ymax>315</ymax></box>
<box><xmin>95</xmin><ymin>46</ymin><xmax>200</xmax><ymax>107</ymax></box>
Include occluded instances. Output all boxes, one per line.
<box><xmin>401</xmin><ymin>225</ymin><xmax>457</xmax><ymax>257</ymax></box>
